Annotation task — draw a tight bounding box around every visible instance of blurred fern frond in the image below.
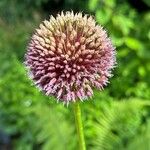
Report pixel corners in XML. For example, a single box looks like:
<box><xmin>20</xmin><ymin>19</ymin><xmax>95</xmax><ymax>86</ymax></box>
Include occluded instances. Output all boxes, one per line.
<box><xmin>93</xmin><ymin>99</ymin><xmax>150</xmax><ymax>150</ymax></box>
<box><xmin>126</xmin><ymin>119</ymin><xmax>150</xmax><ymax>150</ymax></box>
<box><xmin>32</xmin><ymin>104</ymin><xmax>77</xmax><ymax>150</ymax></box>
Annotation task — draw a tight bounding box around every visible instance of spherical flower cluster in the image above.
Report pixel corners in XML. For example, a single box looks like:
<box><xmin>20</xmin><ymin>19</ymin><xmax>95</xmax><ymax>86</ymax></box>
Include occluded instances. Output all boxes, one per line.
<box><xmin>25</xmin><ymin>11</ymin><xmax>116</xmax><ymax>104</ymax></box>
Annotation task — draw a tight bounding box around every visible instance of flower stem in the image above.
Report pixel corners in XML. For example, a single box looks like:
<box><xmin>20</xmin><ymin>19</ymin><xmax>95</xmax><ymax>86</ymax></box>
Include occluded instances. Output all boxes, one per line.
<box><xmin>73</xmin><ymin>102</ymin><xmax>86</xmax><ymax>150</ymax></box>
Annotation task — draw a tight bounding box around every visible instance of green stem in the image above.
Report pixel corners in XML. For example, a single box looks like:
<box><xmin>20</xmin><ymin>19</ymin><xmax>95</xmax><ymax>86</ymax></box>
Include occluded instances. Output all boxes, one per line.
<box><xmin>73</xmin><ymin>102</ymin><xmax>86</xmax><ymax>150</ymax></box>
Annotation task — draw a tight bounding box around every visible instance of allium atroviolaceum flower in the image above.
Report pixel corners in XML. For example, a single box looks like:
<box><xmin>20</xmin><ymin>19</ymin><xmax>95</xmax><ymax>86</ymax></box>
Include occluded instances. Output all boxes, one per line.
<box><xmin>25</xmin><ymin>11</ymin><xmax>116</xmax><ymax>104</ymax></box>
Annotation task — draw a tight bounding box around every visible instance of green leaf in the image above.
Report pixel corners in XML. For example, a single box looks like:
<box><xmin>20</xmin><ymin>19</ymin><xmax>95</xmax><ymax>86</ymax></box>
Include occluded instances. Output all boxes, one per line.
<box><xmin>104</xmin><ymin>0</ymin><xmax>116</xmax><ymax>8</ymax></box>
<box><xmin>96</xmin><ymin>9</ymin><xmax>112</xmax><ymax>25</ymax></box>
<box><xmin>124</xmin><ymin>37</ymin><xmax>143</xmax><ymax>51</ymax></box>
<box><xmin>88</xmin><ymin>0</ymin><xmax>99</xmax><ymax>11</ymax></box>
<box><xmin>138</xmin><ymin>66</ymin><xmax>146</xmax><ymax>77</ymax></box>
<box><xmin>112</xmin><ymin>15</ymin><xmax>134</xmax><ymax>35</ymax></box>
<box><xmin>142</xmin><ymin>0</ymin><xmax>150</xmax><ymax>6</ymax></box>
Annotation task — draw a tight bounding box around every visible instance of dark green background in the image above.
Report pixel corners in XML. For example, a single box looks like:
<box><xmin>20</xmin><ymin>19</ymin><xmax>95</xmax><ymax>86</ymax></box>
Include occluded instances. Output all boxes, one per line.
<box><xmin>0</xmin><ymin>0</ymin><xmax>150</xmax><ymax>149</ymax></box>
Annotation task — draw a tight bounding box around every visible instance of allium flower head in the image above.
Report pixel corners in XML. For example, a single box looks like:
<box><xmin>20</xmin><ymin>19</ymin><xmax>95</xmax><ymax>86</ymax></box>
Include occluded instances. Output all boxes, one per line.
<box><xmin>25</xmin><ymin>11</ymin><xmax>116</xmax><ymax>104</ymax></box>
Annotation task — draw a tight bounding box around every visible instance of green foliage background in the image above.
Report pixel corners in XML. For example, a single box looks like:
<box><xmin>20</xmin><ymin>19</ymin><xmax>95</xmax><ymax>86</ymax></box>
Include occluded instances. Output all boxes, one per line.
<box><xmin>0</xmin><ymin>0</ymin><xmax>150</xmax><ymax>149</ymax></box>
